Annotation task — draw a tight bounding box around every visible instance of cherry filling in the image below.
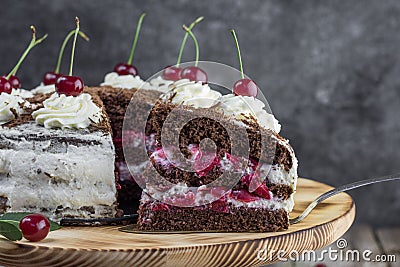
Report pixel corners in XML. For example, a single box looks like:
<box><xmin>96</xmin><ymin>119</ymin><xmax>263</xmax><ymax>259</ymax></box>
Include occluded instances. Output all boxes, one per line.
<box><xmin>165</xmin><ymin>191</ymin><xmax>195</xmax><ymax>206</ymax></box>
<box><xmin>231</xmin><ymin>190</ymin><xmax>260</xmax><ymax>202</ymax></box>
<box><xmin>151</xmin><ymin>203</ymin><xmax>170</xmax><ymax>211</ymax></box>
<box><xmin>194</xmin><ymin>154</ymin><xmax>220</xmax><ymax>177</ymax></box>
<box><xmin>115</xmin><ymin>162</ymin><xmax>135</xmax><ymax>183</ymax></box>
<box><xmin>114</xmin><ymin>130</ymin><xmax>146</xmax><ymax>148</ymax></box>
<box><xmin>149</xmin><ymin>144</ymin><xmax>272</xmax><ymax>202</ymax></box>
<box><xmin>211</xmin><ymin>196</ymin><xmax>230</xmax><ymax>213</ymax></box>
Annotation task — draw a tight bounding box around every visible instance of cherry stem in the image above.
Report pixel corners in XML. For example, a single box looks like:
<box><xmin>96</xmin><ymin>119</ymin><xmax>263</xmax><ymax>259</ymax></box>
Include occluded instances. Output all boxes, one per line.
<box><xmin>7</xmin><ymin>26</ymin><xmax>48</xmax><ymax>79</ymax></box>
<box><xmin>69</xmin><ymin>17</ymin><xmax>80</xmax><ymax>76</ymax></box>
<box><xmin>176</xmin><ymin>16</ymin><xmax>203</xmax><ymax>67</ymax></box>
<box><xmin>55</xmin><ymin>30</ymin><xmax>89</xmax><ymax>74</ymax></box>
<box><xmin>230</xmin><ymin>29</ymin><xmax>244</xmax><ymax>79</ymax></box>
<box><xmin>127</xmin><ymin>13</ymin><xmax>146</xmax><ymax>65</ymax></box>
<box><xmin>183</xmin><ymin>25</ymin><xmax>199</xmax><ymax>67</ymax></box>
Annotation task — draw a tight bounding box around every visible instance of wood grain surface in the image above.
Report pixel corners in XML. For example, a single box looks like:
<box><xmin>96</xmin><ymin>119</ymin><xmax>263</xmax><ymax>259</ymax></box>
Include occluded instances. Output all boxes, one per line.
<box><xmin>0</xmin><ymin>178</ymin><xmax>355</xmax><ymax>267</ymax></box>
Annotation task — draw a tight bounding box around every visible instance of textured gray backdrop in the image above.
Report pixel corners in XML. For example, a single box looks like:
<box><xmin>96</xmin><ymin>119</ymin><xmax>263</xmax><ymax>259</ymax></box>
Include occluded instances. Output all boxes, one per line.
<box><xmin>0</xmin><ymin>0</ymin><xmax>399</xmax><ymax>226</ymax></box>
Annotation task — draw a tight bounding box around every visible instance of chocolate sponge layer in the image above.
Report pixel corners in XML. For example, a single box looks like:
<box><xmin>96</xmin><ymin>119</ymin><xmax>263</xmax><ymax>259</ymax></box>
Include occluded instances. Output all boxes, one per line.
<box><xmin>138</xmin><ymin>200</ymin><xmax>289</xmax><ymax>232</ymax></box>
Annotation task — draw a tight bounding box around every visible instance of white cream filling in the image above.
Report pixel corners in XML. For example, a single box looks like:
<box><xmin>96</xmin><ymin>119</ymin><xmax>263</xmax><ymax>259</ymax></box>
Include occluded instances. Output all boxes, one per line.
<box><xmin>0</xmin><ymin>123</ymin><xmax>117</xmax><ymax>221</ymax></box>
<box><xmin>228</xmin><ymin>196</ymin><xmax>294</xmax><ymax>211</ymax></box>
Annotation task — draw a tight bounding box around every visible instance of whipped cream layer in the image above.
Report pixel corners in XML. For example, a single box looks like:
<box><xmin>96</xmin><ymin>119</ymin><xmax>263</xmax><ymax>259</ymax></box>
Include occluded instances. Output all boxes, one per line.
<box><xmin>0</xmin><ymin>89</ymin><xmax>29</xmax><ymax>125</ymax></box>
<box><xmin>31</xmin><ymin>83</ymin><xmax>56</xmax><ymax>95</ymax></box>
<box><xmin>12</xmin><ymin>88</ymin><xmax>34</xmax><ymax>98</ymax></box>
<box><xmin>0</xmin><ymin>122</ymin><xmax>117</xmax><ymax>221</ymax></box>
<box><xmin>148</xmin><ymin>76</ymin><xmax>174</xmax><ymax>93</ymax></box>
<box><xmin>101</xmin><ymin>72</ymin><xmax>153</xmax><ymax>90</ymax></box>
<box><xmin>165</xmin><ymin>79</ymin><xmax>222</xmax><ymax>108</ymax></box>
<box><xmin>219</xmin><ymin>94</ymin><xmax>281</xmax><ymax>132</ymax></box>
<box><xmin>32</xmin><ymin>93</ymin><xmax>103</xmax><ymax>129</ymax></box>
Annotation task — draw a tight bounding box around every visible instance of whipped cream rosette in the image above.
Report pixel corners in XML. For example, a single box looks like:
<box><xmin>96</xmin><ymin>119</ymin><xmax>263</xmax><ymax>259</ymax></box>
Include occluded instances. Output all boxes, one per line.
<box><xmin>32</xmin><ymin>92</ymin><xmax>103</xmax><ymax>129</ymax></box>
<box><xmin>164</xmin><ymin>79</ymin><xmax>221</xmax><ymax>108</ymax></box>
<box><xmin>0</xmin><ymin>89</ymin><xmax>30</xmax><ymax>125</ymax></box>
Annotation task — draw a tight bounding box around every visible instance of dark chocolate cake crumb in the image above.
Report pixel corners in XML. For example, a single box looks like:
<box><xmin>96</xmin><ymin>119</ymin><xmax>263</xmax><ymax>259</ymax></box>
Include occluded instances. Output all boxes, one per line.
<box><xmin>0</xmin><ymin>196</ymin><xmax>9</xmax><ymax>214</ymax></box>
<box><xmin>138</xmin><ymin>201</ymin><xmax>289</xmax><ymax>232</ymax></box>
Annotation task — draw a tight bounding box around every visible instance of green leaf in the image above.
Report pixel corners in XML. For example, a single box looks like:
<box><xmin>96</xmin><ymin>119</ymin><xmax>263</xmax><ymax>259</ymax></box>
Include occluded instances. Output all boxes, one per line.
<box><xmin>49</xmin><ymin>221</ymin><xmax>61</xmax><ymax>231</ymax></box>
<box><xmin>0</xmin><ymin>220</ymin><xmax>22</xmax><ymax>241</ymax></box>
<box><xmin>0</xmin><ymin>212</ymin><xmax>61</xmax><ymax>232</ymax></box>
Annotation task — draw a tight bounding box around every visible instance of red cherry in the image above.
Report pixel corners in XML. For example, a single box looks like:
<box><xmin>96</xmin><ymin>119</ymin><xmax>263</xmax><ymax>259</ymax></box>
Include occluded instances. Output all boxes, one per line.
<box><xmin>56</xmin><ymin>75</ymin><xmax>84</xmax><ymax>96</ymax></box>
<box><xmin>210</xmin><ymin>187</ymin><xmax>231</xmax><ymax>197</ymax></box>
<box><xmin>162</xmin><ymin>66</ymin><xmax>182</xmax><ymax>81</ymax></box>
<box><xmin>231</xmin><ymin>189</ymin><xmax>260</xmax><ymax>202</ymax></box>
<box><xmin>8</xmin><ymin>75</ymin><xmax>21</xmax><ymax>89</ymax></box>
<box><xmin>113</xmin><ymin>63</ymin><xmax>138</xmax><ymax>76</ymax></box>
<box><xmin>233</xmin><ymin>78</ymin><xmax>258</xmax><ymax>97</ymax></box>
<box><xmin>254</xmin><ymin>184</ymin><xmax>271</xmax><ymax>199</ymax></box>
<box><xmin>181</xmin><ymin>66</ymin><xmax>208</xmax><ymax>83</ymax></box>
<box><xmin>0</xmin><ymin>77</ymin><xmax>12</xmax><ymax>94</ymax></box>
<box><xmin>194</xmin><ymin>153</ymin><xmax>220</xmax><ymax>177</ymax></box>
<box><xmin>211</xmin><ymin>196</ymin><xmax>229</xmax><ymax>213</ymax></box>
<box><xmin>19</xmin><ymin>214</ymin><xmax>50</xmax><ymax>242</ymax></box>
<box><xmin>43</xmin><ymin>71</ymin><xmax>60</xmax><ymax>85</ymax></box>
<box><xmin>151</xmin><ymin>203</ymin><xmax>170</xmax><ymax>211</ymax></box>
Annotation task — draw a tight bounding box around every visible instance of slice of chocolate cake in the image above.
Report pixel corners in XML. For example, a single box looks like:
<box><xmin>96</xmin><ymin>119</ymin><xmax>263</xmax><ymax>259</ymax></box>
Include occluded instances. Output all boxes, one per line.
<box><xmin>122</xmin><ymin>78</ymin><xmax>299</xmax><ymax>232</ymax></box>
<box><xmin>0</xmin><ymin>88</ymin><xmax>119</xmax><ymax>222</ymax></box>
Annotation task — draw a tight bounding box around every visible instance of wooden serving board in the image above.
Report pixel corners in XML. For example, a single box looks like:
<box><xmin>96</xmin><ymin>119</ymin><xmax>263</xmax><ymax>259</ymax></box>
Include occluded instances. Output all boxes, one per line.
<box><xmin>0</xmin><ymin>178</ymin><xmax>355</xmax><ymax>267</ymax></box>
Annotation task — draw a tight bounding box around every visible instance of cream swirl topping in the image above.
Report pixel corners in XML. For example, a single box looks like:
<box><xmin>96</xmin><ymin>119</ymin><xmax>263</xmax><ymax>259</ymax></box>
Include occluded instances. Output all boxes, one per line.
<box><xmin>0</xmin><ymin>89</ymin><xmax>27</xmax><ymax>125</ymax></box>
<box><xmin>219</xmin><ymin>94</ymin><xmax>281</xmax><ymax>132</ymax></box>
<box><xmin>101</xmin><ymin>72</ymin><xmax>153</xmax><ymax>90</ymax></box>
<box><xmin>31</xmin><ymin>83</ymin><xmax>56</xmax><ymax>95</ymax></box>
<box><xmin>32</xmin><ymin>93</ymin><xmax>103</xmax><ymax>129</ymax></box>
<box><xmin>149</xmin><ymin>76</ymin><xmax>174</xmax><ymax>93</ymax></box>
<box><xmin>12</xmin><ymin>88</ymin><xmax>34</xmax><ymax>98</ymax></box>
<box><xmin>166</xmin><ymin>79</ymin><xmax>222</xmax><ymax>108</ymax></box>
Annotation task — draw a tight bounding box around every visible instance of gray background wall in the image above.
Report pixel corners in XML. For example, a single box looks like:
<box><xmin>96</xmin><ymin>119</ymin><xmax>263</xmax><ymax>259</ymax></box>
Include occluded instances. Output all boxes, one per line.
<box><xmin>0</xmin><ymin>0</ymin><xmax>399</xmax><ymax>226</ymax></box>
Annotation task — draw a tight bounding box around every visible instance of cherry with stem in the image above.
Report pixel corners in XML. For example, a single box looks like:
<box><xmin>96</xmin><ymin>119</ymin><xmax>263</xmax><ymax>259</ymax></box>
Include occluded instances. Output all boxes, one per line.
<box><xmin>162</xmin><ymin>16</ymin><xmax>204</xmax><ymax>81</ymax></box>
<box><xmin>114</xmin><ymin>13</ymin><xmax>146</xmax><ymax>76</ymax></box>
<box><xmin>43</xmin><ymin>30</ymin><xmax>89</xmax><ymax>85</ymax></box>
<box><xmin>180</xmin><ymin>24</ymin><xmax>208</xmax><ymax>83</ymax></box>
<box><xmin>230</xmin><ymin>29</ymin><xmax>258</xmax><ymax>97</ymax></box>
<box><xmin>56</xmin><ymin>17</ymin><xmax>84</xmax><ymax>97</ymax></box>
<box><xmin>0</xmin><ymin>26</ymin><xmax>47</xmax><ymax>93</ymax></box>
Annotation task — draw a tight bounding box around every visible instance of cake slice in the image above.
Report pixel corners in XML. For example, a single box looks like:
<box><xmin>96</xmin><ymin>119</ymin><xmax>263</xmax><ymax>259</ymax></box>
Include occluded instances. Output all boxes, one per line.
<box><xmin>0</xmin><ymin>88</ymin><xmax>119</xmax><ymax>221</ymax></box>
<box><xmin>130</xmin><ymin>79</ymin><xmax>298</xmax><ymax>232</ymax></box>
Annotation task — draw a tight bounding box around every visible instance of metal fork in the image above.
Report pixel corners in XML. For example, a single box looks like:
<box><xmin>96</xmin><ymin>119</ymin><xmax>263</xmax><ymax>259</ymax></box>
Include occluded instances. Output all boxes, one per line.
<box><xmin>289</xmin><ymin>173</ymin><xmax>400</xmax><ymax>224</ymax></box>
